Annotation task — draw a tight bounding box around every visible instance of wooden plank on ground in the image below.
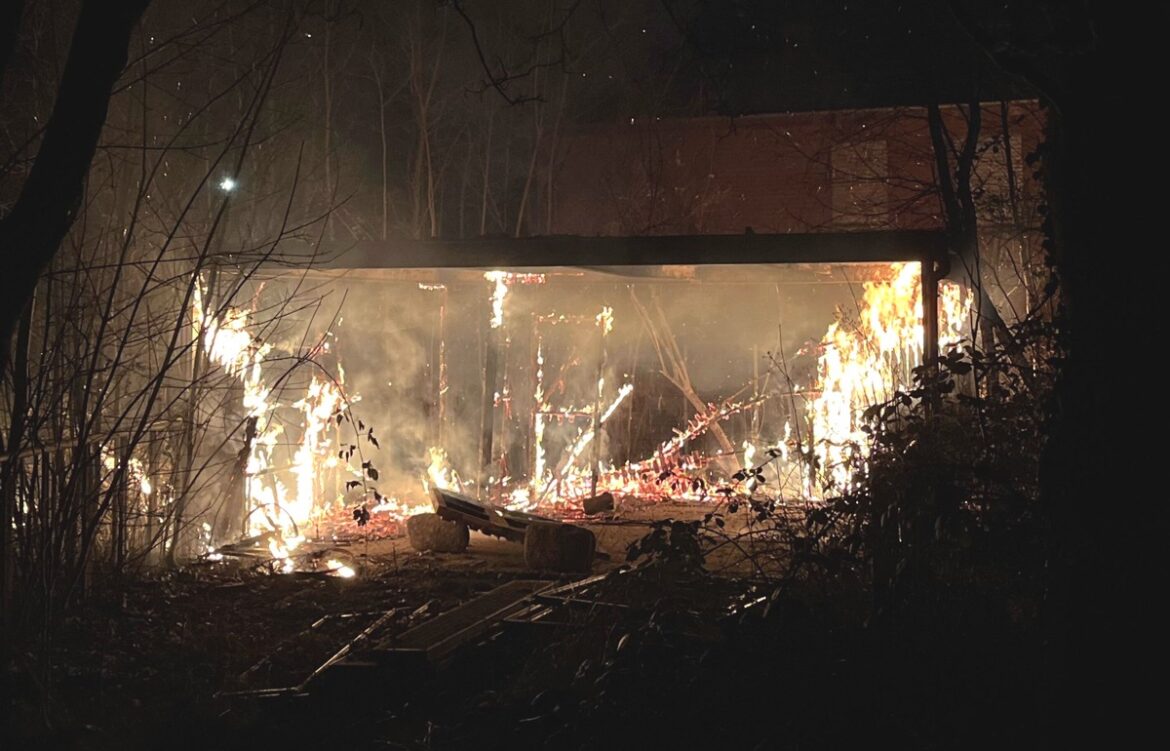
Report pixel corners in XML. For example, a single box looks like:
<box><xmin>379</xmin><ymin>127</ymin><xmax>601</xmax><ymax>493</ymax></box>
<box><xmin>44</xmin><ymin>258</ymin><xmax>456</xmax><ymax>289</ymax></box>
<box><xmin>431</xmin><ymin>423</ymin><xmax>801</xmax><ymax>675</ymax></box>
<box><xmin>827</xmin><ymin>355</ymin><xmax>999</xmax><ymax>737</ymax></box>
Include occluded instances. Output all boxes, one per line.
<box><xmin>371</xmin><ymin>579</ymin><xmax>552</xmax><ymax>668</ymax></box>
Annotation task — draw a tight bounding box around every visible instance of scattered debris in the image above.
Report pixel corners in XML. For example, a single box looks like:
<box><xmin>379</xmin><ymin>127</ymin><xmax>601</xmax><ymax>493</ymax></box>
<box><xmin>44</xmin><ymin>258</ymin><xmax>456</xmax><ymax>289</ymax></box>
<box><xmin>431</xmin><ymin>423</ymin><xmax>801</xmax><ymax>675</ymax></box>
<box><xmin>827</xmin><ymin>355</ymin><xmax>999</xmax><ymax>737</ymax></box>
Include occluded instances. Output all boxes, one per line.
<box><xmin>301</xmin><ymin>607</ymin><xmax>400</xmax><ymax>687</ymax></box>
<box><xmin>365</xmin><ymin>579</ymin><xmax>553</xmax><ymax>673</ymax></box>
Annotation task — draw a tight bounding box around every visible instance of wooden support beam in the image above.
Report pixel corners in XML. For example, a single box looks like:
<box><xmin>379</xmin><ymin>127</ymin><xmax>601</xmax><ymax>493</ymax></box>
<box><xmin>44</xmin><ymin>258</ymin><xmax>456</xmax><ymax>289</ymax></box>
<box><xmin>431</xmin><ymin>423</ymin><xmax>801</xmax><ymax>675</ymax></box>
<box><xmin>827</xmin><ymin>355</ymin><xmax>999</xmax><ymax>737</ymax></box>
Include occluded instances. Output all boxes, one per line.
<box><xmin>922</xmin><ymin>255</ymin><xmax>941</xmax><ymax>367</ymax></box>
<box><xmin>299</xmin><ymin>230</ymin><xmax>947</xmax><ymax>270</ymax></box>
<box><xmin>479</xmin><ymin>325</ymin><xmax>500</xmax><ymax>490</ymax></box>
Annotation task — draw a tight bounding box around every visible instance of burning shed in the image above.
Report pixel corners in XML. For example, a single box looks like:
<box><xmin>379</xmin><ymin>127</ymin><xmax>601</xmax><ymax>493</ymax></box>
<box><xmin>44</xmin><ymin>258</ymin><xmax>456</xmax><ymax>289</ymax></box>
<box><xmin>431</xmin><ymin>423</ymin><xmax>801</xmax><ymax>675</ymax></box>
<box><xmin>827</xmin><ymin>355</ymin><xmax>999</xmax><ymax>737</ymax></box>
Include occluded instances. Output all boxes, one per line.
<box><xmin>178</xmin><ymin>99</ymin><xmax>1049</xmax><ymax>563</ymax></box>
<box><xmin>195</xmin><ymin>228</ymin><xmax>970</xmax><ymax>561</ymax></box>
<box><xmin>110</xmin><ymin>102</ymin><xmax>1042</xmax><ymax>567</ymax></box>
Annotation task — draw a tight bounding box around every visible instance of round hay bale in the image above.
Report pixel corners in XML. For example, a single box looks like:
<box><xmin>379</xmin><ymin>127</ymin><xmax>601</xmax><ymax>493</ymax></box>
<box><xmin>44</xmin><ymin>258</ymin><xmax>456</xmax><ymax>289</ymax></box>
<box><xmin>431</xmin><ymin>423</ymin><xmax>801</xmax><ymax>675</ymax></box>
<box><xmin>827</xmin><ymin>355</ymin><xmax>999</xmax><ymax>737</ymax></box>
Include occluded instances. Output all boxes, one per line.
<box><xmin>407</xmin><ymin>513</ymin><xmax>469</xmax><ymax>553</ymax></box>
<box><xmin>524</xmin><ymin>522</ymin><xmax>596</xmax><ymax>573</ymax></box>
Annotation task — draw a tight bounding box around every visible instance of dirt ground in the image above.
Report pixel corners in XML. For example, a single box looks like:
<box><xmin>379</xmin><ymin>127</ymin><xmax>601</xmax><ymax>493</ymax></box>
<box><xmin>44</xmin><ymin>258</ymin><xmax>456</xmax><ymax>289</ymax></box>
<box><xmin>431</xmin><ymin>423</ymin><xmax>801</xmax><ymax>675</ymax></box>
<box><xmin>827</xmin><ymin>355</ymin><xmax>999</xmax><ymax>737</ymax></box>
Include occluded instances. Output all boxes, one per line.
<box><xmin>4</xmin><ymin>494</ymin><xmax>1048</xmax><ymax>750</ymax></box>
<box><xmin>358</xmin><ymin>498</ymin><xmax>790</xmax><ymax>577</ymax></box>
<box><xmin>0</xmin><ymin>503</ymin><xmax>662</xmax><ymax>743</ymax></box>
<box><xmin>4</xmin><ymin>499</ymin><xmax>809</xmax><ymax>748</ymax></box>
<box><xmin>361</xmin><ymin>500</ymin><xmax>711</xmax><ymax>565</ymax></box>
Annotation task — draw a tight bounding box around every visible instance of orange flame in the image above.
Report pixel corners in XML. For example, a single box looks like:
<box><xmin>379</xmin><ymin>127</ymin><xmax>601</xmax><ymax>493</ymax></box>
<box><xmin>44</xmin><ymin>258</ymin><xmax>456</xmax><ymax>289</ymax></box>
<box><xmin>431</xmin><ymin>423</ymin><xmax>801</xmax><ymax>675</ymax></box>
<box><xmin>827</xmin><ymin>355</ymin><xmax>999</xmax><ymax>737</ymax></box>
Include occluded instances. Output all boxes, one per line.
<box><xmin>809</xmin><ymin>262</ymin><xmax>972</xmax><ymax>492</ymax></box>
<box><xmin>193</xmin><ymin>283</ymin><xmax>355</xmax><ymax>555</ymax></box>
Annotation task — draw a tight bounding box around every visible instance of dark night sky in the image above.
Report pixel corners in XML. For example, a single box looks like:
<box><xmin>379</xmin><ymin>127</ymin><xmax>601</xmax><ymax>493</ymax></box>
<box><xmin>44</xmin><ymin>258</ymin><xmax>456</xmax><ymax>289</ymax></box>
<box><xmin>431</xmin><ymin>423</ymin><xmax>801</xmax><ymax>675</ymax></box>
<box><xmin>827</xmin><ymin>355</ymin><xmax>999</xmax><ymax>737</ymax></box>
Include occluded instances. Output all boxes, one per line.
<box><xmin>620</xmin><ymin>0</ymin><xmax>1033</xmax><ymax>117</ymax></box>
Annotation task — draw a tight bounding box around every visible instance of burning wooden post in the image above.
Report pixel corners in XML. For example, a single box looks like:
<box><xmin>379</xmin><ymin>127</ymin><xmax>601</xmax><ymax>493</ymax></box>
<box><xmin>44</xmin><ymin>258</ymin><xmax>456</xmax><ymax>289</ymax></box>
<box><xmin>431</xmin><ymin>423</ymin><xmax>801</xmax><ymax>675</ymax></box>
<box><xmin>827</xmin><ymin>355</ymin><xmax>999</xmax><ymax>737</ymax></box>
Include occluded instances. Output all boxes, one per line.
<box><xmin>530</xmin><ymin>323</ymin><xmax>546</xmax><ymax>486</ymax></box>
<box><xmin>437</xmin><ymin>286</ymin><xmax>448</xmax><ymax>443</ymax></box>
<box><xmin>589</xmin><ymin>306</ymin><xmax>612</xmax><ymax>498</ymax></box>
<box><xmin>479</xmin><ymin>273</ymin><xmax>508</xmax><ymax>491</ymax></box>
<box><xmin>478</xmin><ymin>328</ymin><xmax>501</xmax><ymax>488</ymax></box>
<box><xmin>430</xmin><ymin>283</ymin><xmax>448</xmax><ymax>445</ymax></box>
<box><xmin>419</xmin><ymin>280</ymin><xmax>449</xmax><ymax>464</ymax></box>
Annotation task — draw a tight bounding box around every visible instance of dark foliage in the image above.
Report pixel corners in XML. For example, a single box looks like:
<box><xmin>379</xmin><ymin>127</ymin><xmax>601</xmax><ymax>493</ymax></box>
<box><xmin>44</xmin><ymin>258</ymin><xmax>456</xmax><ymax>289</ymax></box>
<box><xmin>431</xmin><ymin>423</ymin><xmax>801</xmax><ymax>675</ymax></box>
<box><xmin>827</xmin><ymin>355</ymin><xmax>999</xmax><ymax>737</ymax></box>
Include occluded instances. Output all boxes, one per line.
<box><xmin>814</xmin><ymin>319</ymin><xmax>1059</xmax><ymax>623</ymax></box>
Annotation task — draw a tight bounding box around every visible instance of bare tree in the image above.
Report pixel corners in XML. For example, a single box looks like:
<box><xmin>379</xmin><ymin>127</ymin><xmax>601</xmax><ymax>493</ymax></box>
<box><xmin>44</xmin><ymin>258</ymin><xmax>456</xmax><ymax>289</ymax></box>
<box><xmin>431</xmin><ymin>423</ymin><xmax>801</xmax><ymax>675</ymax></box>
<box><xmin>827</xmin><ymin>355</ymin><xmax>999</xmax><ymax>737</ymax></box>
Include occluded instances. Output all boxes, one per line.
<box><xmin>0</xmin><ymin>0</ymin><xmax>150</xmax><ymax>369</ymax></box>
<box><xmin>0</xmin><ymin>3</ymin><xmax>358</xmax><ymax>684</ymax></box>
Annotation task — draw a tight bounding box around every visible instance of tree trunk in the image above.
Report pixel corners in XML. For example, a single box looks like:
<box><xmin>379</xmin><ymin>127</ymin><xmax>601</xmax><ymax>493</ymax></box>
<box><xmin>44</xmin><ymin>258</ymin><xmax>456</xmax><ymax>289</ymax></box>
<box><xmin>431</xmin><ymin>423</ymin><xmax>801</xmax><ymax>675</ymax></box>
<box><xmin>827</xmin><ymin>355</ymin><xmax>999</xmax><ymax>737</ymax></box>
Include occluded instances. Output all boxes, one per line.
<box><xmin>0</xmin><ymin>0</ymin><xmax>150</xmax><ymax>369</ymax></box>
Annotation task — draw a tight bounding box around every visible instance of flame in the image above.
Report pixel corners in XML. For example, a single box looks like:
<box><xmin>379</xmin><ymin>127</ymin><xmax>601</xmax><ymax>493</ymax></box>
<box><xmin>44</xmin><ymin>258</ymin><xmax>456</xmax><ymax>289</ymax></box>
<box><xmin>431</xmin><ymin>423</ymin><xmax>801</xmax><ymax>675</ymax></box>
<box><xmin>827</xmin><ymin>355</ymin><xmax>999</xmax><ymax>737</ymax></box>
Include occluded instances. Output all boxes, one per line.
<box><xmin>267</xmin><ymin>533</ymin><xmax>302</xmax><ymax>573</ymax></box>
<box><xmin>424</xmin><ymin>446</ymin><xmax>461</xmax><ymax>494</ymax></box>
<box><xmin>100</xmin><ymin>449</ymin><xmax>155</xmax><ymax>500</ymax></box>
<box><xmin>484</xmin><ymin>271</ymin><xmax>547</xmax><ymax>329</ymax></box>
<box><xmin>808</xmin><ymin>262</ymin><xmax>972</xmax><ymax>492</ymax></box>
<box><xmin>739</xmin><ymin>424</ymin><xmax>795</xmax><ymax>497</ymax></box>
<box><xmin>193</xmin><ymin>282</ymin><xmax>366</xmax><ymax>562</ymax></box>
<box><xmin>420</xmin><ymin>263</ymin><xmax>971</xmax><ymax>514</ymax></box>
<box><xmin>484</xmin><ymin>271</ymin><xmax>508</xmax><ymax>328</ymax></box>
<box><xmin>511</xmin><ymin>393</ymin><xmax>765</xmax><ymax>510</ymax></box>
<box><xmin>506</xmin><ymin>263</ymin><xmax>966</xmax><ymax>509</ymax></box>
<box><xmin>325</xmin><ymin>559</ymin><xmax>356</xmax><ymax>578</ymax></box>
<box><xmin>370</xmin><ymin>495</ymin><xmax>430</xmax><ymax>517</ymax></box>
<box><xmin>596</xmin><ymin>305</ymin><xmax>614</xmax><ymax>335</ymax></box>
<box><xmin>533</xmin><ymin>340</ymin><xmax>548</xmax><ymax>482</ymax></box>
<box><xmin>742</xmin><ymin>440</ymin><xmax>757</xmax><ymax>469</ymax></box>
<box><xmin>522</xmin><ymin>382</ymin><xmax>634</xmax><ymax>508</ymax></box>
<box><xmin>290</xmin><ymin>376</ymin><xmax>344</xmax><ymax>530</ymax></box>
<box><xmin>194</xmin><ymin>287</ymin><xmax>286</xmax><ymax>538</ymax></box>
<box><xmin>599</xmin><ymin>382</ymin><xmax>634</xmax><ymax>423</ymax></box>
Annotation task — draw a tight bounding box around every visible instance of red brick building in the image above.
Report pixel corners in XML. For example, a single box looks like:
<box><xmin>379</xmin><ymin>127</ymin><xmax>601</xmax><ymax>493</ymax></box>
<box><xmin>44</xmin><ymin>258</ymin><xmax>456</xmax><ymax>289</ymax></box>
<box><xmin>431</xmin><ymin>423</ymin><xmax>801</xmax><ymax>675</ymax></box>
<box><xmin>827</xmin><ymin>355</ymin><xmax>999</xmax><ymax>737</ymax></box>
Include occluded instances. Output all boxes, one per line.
<box><xmin>544</xmin><ymin>101</ymin><xmax>1045</xmax><ymax>239</ymax></box>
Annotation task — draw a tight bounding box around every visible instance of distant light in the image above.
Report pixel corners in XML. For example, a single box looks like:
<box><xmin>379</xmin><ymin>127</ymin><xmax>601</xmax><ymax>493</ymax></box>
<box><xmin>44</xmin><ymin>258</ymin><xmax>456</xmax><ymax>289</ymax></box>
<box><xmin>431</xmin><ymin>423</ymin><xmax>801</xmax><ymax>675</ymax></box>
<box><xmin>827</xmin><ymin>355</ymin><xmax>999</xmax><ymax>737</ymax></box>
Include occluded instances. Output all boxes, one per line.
<box><xmin>219</xmin><ymin>176</ymin><xmax>237</xmax><ymax>192</ymax></box>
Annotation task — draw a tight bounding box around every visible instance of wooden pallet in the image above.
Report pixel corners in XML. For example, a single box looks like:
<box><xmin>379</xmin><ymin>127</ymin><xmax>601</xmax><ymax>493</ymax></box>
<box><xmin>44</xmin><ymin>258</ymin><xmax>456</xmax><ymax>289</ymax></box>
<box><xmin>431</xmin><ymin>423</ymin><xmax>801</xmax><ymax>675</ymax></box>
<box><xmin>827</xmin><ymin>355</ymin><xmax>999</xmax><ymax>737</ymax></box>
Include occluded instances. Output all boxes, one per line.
<box><xmin>431</xmin><ymin>486</ymin><xmax>555</xmax><ymax>542</ymax></box>
<box><xmin>303</xmin><ymin>578</ymin><xmax>555</xmax><ymax>697</ymax></box>
<box><xmin>370</xmin><ymin>579</ymin><xmax>552</xmax><ymax>668</ymax></box>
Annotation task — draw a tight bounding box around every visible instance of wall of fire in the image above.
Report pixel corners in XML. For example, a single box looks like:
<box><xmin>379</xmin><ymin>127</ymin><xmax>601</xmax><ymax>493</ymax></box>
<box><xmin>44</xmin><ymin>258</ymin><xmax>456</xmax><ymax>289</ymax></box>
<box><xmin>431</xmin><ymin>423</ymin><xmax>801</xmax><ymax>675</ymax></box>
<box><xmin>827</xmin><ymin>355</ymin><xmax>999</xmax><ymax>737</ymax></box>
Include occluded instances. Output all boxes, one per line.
<box><xmin>224</xmin><ymin>261</ymin><xmax>941</xmax><ymax>522</ymax></box>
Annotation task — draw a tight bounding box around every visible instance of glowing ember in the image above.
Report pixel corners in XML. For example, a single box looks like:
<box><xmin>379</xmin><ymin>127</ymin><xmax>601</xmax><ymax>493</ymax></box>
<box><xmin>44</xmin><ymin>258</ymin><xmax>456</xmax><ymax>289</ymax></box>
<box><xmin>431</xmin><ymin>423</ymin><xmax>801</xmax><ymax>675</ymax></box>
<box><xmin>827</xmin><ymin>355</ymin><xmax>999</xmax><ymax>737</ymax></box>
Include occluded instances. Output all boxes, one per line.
<box><xmin>101</xmin><ymin>449</ymin><xmax>154</xmax><ymax>498</ymax></box>
<box><xmin>326</xmin><ymin>559</ymin><xmax>356</xmax><ymax>578</ymax></box>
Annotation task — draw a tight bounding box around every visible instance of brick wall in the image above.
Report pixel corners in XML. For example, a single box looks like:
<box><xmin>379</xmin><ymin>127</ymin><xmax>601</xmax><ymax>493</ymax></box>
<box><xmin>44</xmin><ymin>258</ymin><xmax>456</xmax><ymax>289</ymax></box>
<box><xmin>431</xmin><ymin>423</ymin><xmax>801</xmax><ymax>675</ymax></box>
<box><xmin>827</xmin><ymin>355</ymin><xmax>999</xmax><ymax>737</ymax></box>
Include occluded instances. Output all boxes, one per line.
<box><xmin>542</xmin><ymin>101</ymin><xmax>1044</xmax><ymax>237</ymax></box>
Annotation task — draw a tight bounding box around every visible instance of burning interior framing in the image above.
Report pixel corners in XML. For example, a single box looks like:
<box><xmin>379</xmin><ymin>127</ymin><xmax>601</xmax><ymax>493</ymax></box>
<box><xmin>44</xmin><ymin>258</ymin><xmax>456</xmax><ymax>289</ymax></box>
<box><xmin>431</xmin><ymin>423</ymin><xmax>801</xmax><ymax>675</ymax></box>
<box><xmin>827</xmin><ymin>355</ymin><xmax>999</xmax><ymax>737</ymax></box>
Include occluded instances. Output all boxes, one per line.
<box><xmin>181</xmin><ymin>230</ymin><xmax>973</xmax><ymax>566</ymax></box>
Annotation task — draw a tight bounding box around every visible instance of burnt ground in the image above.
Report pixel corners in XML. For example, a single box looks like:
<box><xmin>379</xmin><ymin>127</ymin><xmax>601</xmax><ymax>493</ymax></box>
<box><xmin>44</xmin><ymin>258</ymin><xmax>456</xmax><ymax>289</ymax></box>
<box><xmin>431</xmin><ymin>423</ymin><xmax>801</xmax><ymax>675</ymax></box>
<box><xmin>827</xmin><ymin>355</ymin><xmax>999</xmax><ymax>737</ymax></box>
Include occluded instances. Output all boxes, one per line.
<box><xmin>5</xmin><ymin>504</ymin><xmax>1046</xmax><ymax>749</ymax></box>
<box><xmin>4</xmin><ymin>506</ymin><xmax>682</xmax><ymax>749</ymax></box>
<box><xmin>6</xmin><ymin>559</ymin><xmax>505</xmax><ymax>749</ymax></box>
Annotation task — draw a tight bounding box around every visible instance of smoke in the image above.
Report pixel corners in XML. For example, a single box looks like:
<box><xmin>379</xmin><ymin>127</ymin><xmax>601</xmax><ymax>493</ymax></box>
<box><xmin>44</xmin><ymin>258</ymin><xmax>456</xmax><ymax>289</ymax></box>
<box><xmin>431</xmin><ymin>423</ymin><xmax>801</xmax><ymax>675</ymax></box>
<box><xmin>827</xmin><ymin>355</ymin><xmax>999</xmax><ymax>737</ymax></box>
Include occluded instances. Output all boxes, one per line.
<box><xmin>237</xmin><ymin>263</ymin><xmax>886</xmax><ymax>507</ymax></box>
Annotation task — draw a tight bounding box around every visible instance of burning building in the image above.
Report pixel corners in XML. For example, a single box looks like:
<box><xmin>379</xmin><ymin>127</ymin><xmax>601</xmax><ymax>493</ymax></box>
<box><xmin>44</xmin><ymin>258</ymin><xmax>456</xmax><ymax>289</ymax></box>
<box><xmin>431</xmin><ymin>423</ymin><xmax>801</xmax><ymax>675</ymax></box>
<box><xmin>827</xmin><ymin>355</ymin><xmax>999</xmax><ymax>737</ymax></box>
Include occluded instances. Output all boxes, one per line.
<box><xmin>186</xmin><ymin>101</ymin><xmax>1040</xmax><ymax>558</ymax></box>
